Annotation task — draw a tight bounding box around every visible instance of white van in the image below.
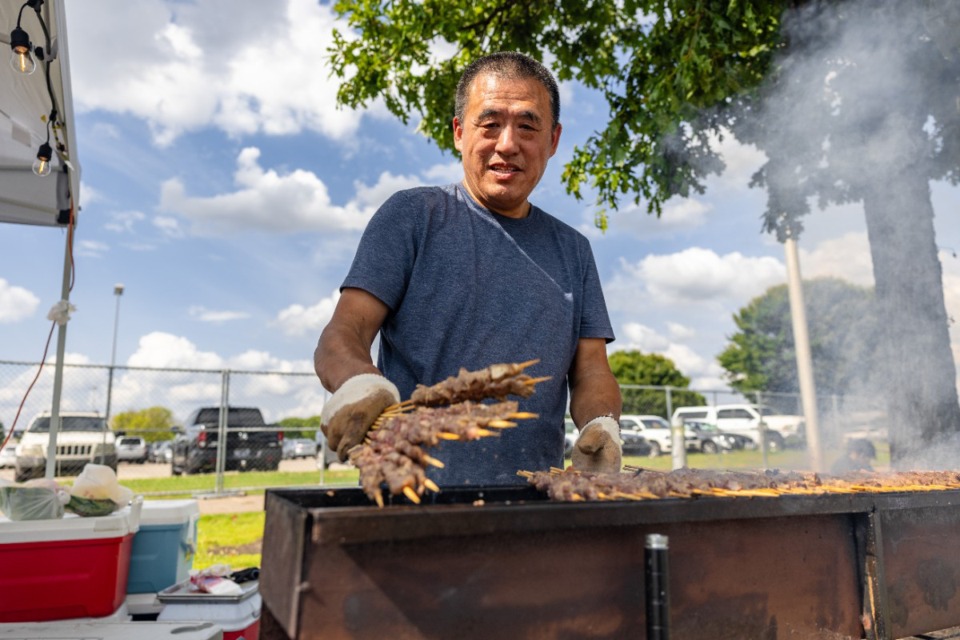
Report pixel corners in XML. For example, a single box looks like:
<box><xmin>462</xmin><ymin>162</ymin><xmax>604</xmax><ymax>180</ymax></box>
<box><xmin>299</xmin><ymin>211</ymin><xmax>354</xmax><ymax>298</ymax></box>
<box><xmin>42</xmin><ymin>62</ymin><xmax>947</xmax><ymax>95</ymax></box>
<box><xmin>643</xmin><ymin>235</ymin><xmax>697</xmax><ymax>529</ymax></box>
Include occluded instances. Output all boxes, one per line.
<box><xmin>15</xmin><ymin>411</ymin><xmax>117</xmax><ymax>482</ymax></box>
<box><xmin>671</xmin><ymin>404</ymin><xmax>805</xmax><ymax>451</ymax></box>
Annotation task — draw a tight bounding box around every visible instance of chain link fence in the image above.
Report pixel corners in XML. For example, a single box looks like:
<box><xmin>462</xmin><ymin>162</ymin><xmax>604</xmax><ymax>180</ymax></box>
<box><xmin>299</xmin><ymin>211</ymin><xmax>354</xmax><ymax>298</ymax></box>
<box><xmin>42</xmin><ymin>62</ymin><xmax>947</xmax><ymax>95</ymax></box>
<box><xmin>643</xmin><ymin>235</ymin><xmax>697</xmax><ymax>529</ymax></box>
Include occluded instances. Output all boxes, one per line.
<box><xmin>0</xmin><ymin>360</ymin><xmax>885</xmax><ymax>495</ymax></box>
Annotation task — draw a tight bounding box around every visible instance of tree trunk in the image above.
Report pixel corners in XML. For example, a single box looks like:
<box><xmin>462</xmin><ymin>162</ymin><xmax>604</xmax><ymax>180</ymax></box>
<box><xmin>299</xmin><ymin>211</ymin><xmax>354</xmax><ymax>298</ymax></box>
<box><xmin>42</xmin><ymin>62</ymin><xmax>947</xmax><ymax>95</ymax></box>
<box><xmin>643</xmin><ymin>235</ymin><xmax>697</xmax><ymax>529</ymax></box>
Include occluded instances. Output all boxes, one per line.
<box><xmin>862</xmin><ymin>168</ymin><xmax>960</xmax><ymax>468</ymax></box>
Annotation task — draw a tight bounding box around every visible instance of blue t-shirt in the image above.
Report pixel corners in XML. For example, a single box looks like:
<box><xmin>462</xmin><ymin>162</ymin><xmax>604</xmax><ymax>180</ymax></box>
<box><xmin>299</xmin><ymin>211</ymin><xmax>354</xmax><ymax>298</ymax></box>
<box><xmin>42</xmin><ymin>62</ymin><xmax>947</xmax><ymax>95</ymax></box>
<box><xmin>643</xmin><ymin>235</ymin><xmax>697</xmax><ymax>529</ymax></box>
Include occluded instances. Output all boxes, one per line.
<box><xmin>342</xmin><ymin>183</ymin><xmax>614</xmax><ymax>485</ymax></box>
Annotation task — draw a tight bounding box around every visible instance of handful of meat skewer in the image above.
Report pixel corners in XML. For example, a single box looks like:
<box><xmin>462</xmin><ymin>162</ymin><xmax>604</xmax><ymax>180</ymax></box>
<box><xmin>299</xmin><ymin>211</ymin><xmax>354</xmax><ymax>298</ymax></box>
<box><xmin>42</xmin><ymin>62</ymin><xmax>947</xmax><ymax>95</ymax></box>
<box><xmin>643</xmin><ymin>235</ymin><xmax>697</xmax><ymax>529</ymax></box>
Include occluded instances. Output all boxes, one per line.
<box><xmin>347</xmin><ymin>360</ymin><xmax>549</xmax><ymax>507</ymax></box>
<box><xmin>519</xmin><ymin>466</ymin><xmax>960</xmax><ymax>502</ymax></box>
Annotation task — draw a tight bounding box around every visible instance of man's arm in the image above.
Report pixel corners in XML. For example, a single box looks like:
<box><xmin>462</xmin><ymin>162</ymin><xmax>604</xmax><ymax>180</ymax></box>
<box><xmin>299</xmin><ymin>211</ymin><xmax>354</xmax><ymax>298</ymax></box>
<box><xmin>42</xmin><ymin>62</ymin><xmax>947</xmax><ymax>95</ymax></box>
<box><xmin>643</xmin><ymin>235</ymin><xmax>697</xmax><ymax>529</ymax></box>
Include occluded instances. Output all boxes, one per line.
<box><xmin>568</xmin><ymin>337</ymin><xmax>622</xmax><ymax>473</ymax></box>
<box><xmin>314</xmin><ymin>288</ymin><xmax>390</xmax><ymax>392</ymax></box>
<box><xmin>314</xmin><ymin>288</ymin><xmax>398</xmax><ymax>460</ymax></box>
<box><xmin>568</xmin><ymin>338</ymin><xmax>621</xmax><ymax>427</ymax></box>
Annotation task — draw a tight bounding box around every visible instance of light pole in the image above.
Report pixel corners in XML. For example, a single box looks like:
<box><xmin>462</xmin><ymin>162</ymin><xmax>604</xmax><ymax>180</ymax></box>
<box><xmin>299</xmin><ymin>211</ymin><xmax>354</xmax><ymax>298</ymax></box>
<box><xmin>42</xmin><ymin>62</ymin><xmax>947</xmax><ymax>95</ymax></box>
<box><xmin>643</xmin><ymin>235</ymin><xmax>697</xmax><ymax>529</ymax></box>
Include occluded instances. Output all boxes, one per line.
<box><xmin>104</xmin><ymin>283</ymin><xmax>124</xmax><ymax>430</ymax></box>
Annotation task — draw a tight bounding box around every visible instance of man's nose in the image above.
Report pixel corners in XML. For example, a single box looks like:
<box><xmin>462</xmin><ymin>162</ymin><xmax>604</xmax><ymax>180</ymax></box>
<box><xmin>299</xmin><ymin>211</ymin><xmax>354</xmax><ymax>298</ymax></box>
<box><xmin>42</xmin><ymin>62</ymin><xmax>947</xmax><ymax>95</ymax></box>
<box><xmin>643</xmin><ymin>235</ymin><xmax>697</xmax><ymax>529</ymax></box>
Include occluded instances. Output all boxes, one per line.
<box><xmin>495</xmin><ymin>125</ymin><xmax>520</xmax><ymax>155</ymax></box>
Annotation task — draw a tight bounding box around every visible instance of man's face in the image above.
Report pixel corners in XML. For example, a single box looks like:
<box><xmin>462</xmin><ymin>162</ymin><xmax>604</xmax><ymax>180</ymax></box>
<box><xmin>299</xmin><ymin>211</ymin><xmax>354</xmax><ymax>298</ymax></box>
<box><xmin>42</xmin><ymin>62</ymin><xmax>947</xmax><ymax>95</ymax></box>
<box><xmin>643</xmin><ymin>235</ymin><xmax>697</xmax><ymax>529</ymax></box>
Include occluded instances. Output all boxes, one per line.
<box><xmin>453</xmin><ymin>73</ymin><xmax>561</xmax><ymax>219</ymax></box>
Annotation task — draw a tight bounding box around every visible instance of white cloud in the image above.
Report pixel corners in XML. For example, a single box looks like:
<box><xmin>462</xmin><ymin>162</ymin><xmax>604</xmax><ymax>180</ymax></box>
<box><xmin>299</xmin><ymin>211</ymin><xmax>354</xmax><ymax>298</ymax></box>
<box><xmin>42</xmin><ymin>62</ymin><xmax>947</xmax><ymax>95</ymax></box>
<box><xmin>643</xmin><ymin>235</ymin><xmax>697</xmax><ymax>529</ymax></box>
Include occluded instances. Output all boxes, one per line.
<box><xmin>188</xmin><ymin>306</ymin><xmax>251</xmax><ymax>323</ymax></box>
<box><xmin>159</xmin><ymin>147</ymin><xmax>424</xmax><ymax>234</ymax></box>
<box><xmin>603</xmin><ymin>197</ymin><xmax>712</xmax><ymax>238</ymax></box>
<box><xmin>708</xmin><ymin>130</ymin><xmax>767</xmax><ymax>187</ymax></box>
<box><xmin>423</xmin><ymin>162</ymin><xmax>464</xmax><ymax>184</ymax></box>
<box><xmin>799</xmin><ymin>232</ymin><xmax>875</xmax><ymax>286</ymax></box>
<box><xmin>75</xmin><ymin>240</ymin><xmax>109</xmax><ymax>258</ymax></box>
<box><xmin>66</xmin><ymin>0</ymin><xmax>363</xmax><ymax>146</ymax></box>
<box><xmin>608</xmin><ymin>247</ymin><xmax>786</xmax><ymax>309</ymax></box>
<box><xmin>153</xmin><ymin>216</ymin><xmax>184</xmax><ymax>238</ymax></box>
<box><xmin>127</xmin><ymin>331</ymin><xmax>223</xmax><ymax>369</ymax></box>
<box><xmin>0</xmin><ymin>279</ymin><xmax>40</xmax><ymax>323</ymax></box>
<box><xmin>619</xmin><ymin>322</ymin><xmax>671</xmax><ymax>352</ymax></box>
<box><xmin>613</xmin><ymin>322</ymin><xmax>726</xmax><ymax>390</ymax></box>
<box><xmin>275</xmin><ymin>290</ymin><xmax>340</xmax><ymax>337</ymax></box>
<box><xmin>104</xmin><ymin>210</ymin><xmax>146</xmax><ymax>234</ymax></box>
<box><xmin>667</xmin><ymin>322</ymin><xmax>695</xmax><ymax>340</ymax></box>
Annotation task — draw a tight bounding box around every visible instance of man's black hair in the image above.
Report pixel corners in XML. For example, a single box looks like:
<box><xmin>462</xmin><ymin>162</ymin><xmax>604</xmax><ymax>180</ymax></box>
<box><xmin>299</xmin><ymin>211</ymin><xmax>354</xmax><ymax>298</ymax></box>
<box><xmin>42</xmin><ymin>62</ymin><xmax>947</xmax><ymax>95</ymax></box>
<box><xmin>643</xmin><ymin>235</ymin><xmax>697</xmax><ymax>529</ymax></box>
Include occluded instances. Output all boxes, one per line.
<box><xmin>455</xmin><ymin>52</ymin><xmax>560</xmax><ymax>128</ymax></box>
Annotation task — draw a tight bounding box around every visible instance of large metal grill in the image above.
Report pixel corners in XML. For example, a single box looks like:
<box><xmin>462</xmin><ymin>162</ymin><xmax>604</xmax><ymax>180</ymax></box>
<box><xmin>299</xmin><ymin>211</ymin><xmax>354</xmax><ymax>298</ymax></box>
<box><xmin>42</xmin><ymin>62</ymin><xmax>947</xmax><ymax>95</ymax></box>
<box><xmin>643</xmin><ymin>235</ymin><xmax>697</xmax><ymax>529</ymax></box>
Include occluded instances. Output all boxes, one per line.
<box><xmin>257</xmin><ymin>483</ymin><xmax>960</xmax><ymax>640</ymax></box>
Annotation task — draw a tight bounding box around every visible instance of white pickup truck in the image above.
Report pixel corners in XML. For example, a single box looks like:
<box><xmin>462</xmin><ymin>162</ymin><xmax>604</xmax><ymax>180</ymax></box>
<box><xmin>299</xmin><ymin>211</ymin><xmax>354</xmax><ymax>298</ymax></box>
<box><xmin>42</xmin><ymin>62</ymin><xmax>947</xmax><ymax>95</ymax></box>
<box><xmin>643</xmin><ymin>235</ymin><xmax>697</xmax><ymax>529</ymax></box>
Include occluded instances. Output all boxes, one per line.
<box><xmin>671</xmin><ymin>404</ymin><xmax>805</xmax><ymax>451</ymax></box>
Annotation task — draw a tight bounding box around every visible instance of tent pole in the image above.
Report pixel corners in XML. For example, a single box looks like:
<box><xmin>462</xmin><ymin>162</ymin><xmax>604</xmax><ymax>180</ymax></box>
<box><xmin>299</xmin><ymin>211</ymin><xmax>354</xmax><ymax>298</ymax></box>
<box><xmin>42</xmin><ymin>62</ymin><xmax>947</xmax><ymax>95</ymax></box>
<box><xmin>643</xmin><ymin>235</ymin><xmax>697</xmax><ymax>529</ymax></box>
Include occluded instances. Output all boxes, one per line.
<box><xmin>45</xmin><ymin>226</ymin><xmax>72</xmax><ymax>479</ymax></box>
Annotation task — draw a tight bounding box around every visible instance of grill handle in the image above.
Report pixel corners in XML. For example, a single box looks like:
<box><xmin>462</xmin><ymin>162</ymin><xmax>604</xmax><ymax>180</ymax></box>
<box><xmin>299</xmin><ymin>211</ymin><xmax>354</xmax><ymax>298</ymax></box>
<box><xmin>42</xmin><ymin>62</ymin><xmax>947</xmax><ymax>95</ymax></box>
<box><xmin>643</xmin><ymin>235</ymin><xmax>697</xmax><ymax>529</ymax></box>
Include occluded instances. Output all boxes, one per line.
<box><xmin>645</xmin><ymin>533</ymin><xmax>670</xmax><ymax>640</ymax></box>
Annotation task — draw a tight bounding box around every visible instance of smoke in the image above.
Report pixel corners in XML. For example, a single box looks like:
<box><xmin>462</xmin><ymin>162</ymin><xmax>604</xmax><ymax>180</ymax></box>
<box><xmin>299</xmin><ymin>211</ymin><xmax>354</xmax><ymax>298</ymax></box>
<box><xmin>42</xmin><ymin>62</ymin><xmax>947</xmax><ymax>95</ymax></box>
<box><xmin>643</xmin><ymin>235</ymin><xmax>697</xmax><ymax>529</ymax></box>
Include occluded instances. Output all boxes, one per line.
<box><xmin>734</xmin><ymin>0</ymin><xmax>960</xmax><ymax>469</ymax></box>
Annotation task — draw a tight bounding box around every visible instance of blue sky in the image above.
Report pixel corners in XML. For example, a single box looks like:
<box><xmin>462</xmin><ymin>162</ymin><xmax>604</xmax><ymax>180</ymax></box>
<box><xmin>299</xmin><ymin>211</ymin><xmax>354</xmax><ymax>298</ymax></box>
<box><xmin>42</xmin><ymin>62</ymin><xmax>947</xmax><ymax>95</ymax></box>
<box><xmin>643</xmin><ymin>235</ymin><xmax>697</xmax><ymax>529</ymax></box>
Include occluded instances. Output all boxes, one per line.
<box><xmin>3</xmin><ymin>0</ymin><xmax>960</xmax><ymax>422</ymax></box>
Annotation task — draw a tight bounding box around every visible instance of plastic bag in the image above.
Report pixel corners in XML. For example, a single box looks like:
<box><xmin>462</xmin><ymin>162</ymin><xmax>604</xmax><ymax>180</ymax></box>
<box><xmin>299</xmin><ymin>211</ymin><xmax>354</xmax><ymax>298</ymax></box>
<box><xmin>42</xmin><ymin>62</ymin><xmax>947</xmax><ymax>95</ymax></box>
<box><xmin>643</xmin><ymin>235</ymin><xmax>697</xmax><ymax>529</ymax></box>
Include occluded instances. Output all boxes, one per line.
<box><xmin>70</xmin><ymin>463</ymin><xmax>134</xmax><ymax>504</ymax></box>
<box><xmin>0</xmin><ymin>478</ymin><xmax>70</xmax><ymax>521</ymax></box>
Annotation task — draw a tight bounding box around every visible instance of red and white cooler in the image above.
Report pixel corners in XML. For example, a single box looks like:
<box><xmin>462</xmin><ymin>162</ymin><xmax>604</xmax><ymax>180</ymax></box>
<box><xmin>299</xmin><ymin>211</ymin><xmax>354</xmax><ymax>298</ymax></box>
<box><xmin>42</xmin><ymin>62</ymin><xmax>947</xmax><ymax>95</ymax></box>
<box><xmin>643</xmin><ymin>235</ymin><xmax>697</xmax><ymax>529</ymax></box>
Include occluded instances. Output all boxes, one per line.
<box><xmin>0</xmin><ymin>503</ymin><xmax>141</xmax><ymax>622</ymax></box>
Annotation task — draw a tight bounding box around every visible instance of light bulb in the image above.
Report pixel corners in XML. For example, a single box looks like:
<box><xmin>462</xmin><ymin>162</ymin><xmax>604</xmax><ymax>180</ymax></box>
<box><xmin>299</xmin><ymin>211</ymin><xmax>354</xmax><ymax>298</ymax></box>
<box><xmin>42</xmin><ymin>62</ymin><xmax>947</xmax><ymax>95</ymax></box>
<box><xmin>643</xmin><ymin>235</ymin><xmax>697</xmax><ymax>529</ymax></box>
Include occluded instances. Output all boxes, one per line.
<box><xmin>9</xmin><ymin>26</ymin><xmax>36</xmax><ymax>75</ymax></box>
<box><xmin>32</xmin><ymin>142</ymin><xmax>52</xmax><ymax>177</ymax></box>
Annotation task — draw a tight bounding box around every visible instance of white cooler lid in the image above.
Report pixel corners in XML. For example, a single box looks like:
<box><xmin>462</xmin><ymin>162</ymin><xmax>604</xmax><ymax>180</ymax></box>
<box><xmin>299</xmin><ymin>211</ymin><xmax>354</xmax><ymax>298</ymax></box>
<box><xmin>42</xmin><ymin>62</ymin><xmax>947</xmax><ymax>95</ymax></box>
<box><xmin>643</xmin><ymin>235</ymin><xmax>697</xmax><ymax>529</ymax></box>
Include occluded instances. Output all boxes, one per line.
<box><xmin>0</xmin><ymin>621</ymin><xmax>223</xmax><ymax>639</ymax></box>
<box><xmin>140</xmin><ymin>499</ymin><xmax>200</xmax><ymax>525</ymax></box>
<box><xmin>0</xmin><ymin>500</ymin><xmax>142</xmax><ymax>543</ymax></box>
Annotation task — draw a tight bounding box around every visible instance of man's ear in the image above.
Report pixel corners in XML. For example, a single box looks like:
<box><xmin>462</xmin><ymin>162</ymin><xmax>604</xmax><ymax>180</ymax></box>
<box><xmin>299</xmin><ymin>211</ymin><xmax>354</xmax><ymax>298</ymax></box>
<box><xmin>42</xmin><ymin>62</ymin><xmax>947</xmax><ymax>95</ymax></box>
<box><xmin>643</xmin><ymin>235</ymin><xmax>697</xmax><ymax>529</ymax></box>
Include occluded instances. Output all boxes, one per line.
<box><xmin>549</xmin><ymin>123</ymin><xmax>562</xmax><ymax>157</ymax></box>
<box><xmin>453</xmin><ymin>117</ymin><xmax>464</xmax><ymax>152</ymax></box>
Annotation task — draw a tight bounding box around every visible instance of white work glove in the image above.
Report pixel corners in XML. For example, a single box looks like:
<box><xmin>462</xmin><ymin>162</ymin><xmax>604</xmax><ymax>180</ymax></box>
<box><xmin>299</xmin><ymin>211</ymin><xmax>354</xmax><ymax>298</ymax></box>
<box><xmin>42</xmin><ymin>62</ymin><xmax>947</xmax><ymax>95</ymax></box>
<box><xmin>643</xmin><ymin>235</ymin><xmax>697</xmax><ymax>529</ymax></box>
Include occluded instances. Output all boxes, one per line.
<box><xmin>321</xmin><ymin>374</ymin><xmax>400</xmax><ymax>461</ymax></box>
<box><xmin>571</xmin><ymin>416</ymin><xmax>622</xmax><ymax>473</ymax></box>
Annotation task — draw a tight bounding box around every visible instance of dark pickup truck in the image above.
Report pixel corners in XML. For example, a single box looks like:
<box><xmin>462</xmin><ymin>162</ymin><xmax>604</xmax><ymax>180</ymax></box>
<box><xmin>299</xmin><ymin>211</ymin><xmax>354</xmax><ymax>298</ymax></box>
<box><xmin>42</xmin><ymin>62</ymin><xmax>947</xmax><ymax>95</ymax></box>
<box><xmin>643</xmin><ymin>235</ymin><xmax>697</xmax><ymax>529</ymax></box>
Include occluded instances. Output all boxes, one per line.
<box><xmin>170</xmin><ymin>406</ymin><xmax>284</xmax><ymax>475</ymax></box>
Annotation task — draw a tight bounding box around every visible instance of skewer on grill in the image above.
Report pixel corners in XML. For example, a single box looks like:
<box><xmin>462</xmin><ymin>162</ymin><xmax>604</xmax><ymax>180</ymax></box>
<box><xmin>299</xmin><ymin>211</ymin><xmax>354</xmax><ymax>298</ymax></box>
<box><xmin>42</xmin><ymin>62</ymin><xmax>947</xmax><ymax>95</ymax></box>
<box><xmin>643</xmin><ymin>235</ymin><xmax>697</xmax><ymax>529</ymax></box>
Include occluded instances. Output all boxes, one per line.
<box><xmin>520</xmin><ymin>467</ymin><xmax>960</xmax><ymax>503</ymax></box>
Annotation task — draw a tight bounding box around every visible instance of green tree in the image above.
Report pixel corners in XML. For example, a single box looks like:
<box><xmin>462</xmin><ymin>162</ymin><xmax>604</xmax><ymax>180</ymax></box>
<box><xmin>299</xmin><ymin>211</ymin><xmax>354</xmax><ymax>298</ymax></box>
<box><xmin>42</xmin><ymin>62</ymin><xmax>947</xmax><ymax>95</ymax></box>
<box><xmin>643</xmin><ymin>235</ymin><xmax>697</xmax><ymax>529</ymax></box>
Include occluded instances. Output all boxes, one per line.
<box><xmin>328</xmin><ymin>0</ymin><xmax>960</xmax><ymax>466</ymax></box>
<box><xmin>718</xmin><ymin>279</ymin><xmax>880</xmax><ymax>400</ymax></box>
<box><xmin>609</xmin><ymin>350</ymin><xmax>705</xmax><ymax>417</ymax></box>
<box><xmin>278</xmin><ymin>416</ymin><xmax>321</xmax><ymax>440</ymax></box>
<box><xmin>111</xmin><ymin>406</ymin><xmax>176</xmax><ymax>443</ymax></box>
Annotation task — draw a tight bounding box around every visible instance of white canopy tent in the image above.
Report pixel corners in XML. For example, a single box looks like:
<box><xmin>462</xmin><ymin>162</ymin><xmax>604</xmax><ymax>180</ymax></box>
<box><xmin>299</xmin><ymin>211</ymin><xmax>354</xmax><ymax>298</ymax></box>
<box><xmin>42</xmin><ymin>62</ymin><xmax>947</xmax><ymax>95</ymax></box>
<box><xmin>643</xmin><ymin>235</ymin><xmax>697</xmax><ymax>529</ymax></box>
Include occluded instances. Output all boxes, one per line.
<box><xmin>0</xmin><ymin>0</ymin><xmax>81</xmax><ymax>478</ymax></box>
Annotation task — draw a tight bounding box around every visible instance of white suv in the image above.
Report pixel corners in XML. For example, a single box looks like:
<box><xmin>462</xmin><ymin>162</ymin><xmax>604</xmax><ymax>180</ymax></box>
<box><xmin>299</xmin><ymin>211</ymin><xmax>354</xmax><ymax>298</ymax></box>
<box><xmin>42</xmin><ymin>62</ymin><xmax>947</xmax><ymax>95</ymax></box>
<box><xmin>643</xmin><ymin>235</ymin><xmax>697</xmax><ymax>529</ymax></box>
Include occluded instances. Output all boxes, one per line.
<box><xmin>619</xmin><ymin>414</ymin><xmax>699</xmax><ymax>457</ymax></box>
<box><xmin>15</xmin><ymin>412</ymin><xmax>117</xmax><ymax>482</ymax></box>
<box><xmin>671</xmin><ymin>404</ymin><xmax>805</xmax><ymax>451</ymax></box>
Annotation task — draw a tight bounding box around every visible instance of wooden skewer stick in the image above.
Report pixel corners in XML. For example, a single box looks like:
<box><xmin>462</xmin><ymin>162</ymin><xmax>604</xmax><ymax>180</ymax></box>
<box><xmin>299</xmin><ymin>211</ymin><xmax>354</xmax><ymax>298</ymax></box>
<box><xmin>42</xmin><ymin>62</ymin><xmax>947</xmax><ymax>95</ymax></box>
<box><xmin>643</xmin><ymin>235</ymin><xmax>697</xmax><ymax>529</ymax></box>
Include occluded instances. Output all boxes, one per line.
<box><xmin>486</xmin><ymin>420</ymin><xmax>517</xmax><ymax>428</ymax></box>
<box><xmin>421</xmin><ymin>453</ymin><xmax>445</xmax><ymax>468</ymax></box>
<box><xmin>402</xmin><ymin>486</ymin><xmax>421</xmax><ymax>504</ymax></box>
<box><xmin>423</xmin><ymin>478</ymin><xmax>440</xmax><ymax>493</ymax></box>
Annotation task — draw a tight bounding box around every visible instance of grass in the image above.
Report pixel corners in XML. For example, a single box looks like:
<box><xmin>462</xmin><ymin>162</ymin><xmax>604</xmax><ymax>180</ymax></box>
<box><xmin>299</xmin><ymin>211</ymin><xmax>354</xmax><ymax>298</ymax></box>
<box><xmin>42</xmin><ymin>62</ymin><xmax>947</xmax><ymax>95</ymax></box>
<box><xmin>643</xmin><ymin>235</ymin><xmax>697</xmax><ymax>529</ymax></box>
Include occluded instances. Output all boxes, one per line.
<box><xmin>180</xmin><ymin>443</ymin><xmax>889</xmax><ymax>571</ymax></box>
<box><xmin>195</xmin><ymin>512</ymin><xmax>264</xmax><ymax>571</ymax></box>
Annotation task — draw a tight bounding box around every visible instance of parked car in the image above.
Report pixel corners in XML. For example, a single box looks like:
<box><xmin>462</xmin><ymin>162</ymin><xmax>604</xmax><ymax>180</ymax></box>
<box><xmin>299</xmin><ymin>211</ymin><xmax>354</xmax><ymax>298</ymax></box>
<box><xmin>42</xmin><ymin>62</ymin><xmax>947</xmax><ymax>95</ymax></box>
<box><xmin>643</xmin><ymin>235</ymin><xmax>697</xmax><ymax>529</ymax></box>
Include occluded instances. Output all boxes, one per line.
<box><xmin>283</xmin><ymin>437</ymin><xmax>318</xmax><ymax>460</ymax></box>
<box><xmin>564</xmin><ymin>418</ymin><xmax>651</xmax><ymax>457</ymax></box>
<box><xmin>672</xmin><ymin>404</ymin><xmax>805</xmax><ymax>451</ymax></box>
<box><xmin>684</xmin><ymin>420</ymin><xmax>756</xmax><ymax>453</ymax></box>
<box><xmin>315</xmin><ymin>430</ymin><xmax>341</xmax><ymax>469</ymax></box>
<box><xmin>619</xmin><ymin>415</ymin><xmax>699</xmax><ymax>457</ymax></box>
<box><xmin>0</xmin><ymin>443</ymin><xmax>16</xmax><ymax>468</ymax></box>
<box><xmin>171</xmin><ymin>406</ymin><xmax>283</xmax><ymax>475</ymax></box>
<box><xmin>116</xmin><ymin>436</ymin><xmax>148</xmax><ymax>463</ymax></box>
<box><xmin>148</xmin><ymin>440</ymin><xmax>173</xmax><ymax>463</ymax></box>
<box><xmin>620</xmin><ymin>428</ymin><xmax>653</xmax><ymax>457</ymax></box>
<box><xmin>564</xmin><ymin>419</ymin><xmax>577</xmax><ymax>458</ymax></box>
<box><xmin>14</xmin><ymin>411</ymin><xmax>117</xmax><ymax>482</ymax></box>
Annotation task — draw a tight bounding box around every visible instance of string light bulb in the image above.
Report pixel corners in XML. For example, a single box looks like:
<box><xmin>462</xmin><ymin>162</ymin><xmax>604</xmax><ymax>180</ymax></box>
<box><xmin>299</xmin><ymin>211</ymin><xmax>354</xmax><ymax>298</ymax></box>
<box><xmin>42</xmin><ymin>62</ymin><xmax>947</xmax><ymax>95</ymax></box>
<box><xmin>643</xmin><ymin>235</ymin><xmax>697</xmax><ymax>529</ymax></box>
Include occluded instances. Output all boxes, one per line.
<box><xmin>9</xmin><ymin>25</ymin><xmax>36</xmax><ymax>75</ymax></box>
<box><xmin>32</xmin><ymin>141</ymin><xmax>52</xmax><ymax>176</ymax></box>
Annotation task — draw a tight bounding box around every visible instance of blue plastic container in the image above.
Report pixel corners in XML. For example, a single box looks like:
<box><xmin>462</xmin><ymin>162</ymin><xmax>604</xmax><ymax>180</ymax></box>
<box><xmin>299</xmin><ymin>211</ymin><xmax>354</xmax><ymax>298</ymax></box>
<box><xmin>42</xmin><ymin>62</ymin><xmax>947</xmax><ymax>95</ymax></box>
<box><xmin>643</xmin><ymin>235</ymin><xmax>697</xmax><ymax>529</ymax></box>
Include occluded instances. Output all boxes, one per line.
<box><xmin>126</xmin><ymin>499</ymin><xmax>199</xmax><ymax>594</ymax></box>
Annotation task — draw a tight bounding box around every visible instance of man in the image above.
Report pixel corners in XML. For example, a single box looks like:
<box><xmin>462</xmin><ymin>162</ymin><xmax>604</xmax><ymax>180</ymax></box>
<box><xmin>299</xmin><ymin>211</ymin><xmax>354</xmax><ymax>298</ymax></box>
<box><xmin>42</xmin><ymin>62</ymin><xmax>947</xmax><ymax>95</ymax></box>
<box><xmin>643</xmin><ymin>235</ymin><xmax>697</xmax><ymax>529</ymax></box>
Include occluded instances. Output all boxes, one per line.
<box><xmin>315</xmin><ymin>51</ymin><xmax>621</xmax><ymax>485</ymax></box>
